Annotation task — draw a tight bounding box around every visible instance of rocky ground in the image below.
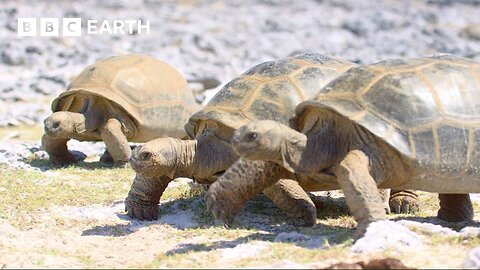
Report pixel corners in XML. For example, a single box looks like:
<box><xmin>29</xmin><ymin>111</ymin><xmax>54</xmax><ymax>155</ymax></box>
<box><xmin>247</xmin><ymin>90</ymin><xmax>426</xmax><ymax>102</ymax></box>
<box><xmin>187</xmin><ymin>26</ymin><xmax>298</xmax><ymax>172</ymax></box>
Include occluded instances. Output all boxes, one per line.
<box><xmin>1</xmin><ymin>0</ymin><xmax>480</xmax><ymax>268</ymax></box>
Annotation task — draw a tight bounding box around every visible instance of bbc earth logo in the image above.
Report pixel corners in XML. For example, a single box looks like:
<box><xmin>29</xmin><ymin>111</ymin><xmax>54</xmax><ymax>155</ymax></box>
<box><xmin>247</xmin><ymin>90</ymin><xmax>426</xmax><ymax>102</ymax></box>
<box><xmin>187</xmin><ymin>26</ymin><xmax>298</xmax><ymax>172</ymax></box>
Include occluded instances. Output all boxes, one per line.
<box><xmin>17</xmin><ymin>18</ymin><xmax>150</xmax><ymax>36</ymax></box>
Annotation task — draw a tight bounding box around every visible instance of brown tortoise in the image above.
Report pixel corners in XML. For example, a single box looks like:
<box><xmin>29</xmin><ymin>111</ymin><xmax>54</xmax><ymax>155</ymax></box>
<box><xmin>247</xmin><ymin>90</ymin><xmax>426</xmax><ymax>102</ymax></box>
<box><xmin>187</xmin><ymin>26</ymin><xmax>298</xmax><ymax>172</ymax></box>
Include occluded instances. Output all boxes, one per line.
<box><xmin>42</xmin><ymin>54</ymin><xmax>199</xmax><ymax>165</ymax></box>
<box><xmin>207</xmin><ymin>54</ymin><xmax>479</xmax><ymax>238</ymax></box>
<box><xmin>125</xmin><ymin>53</ymin><xmax>417</xmax><ymax>224</ymax></box>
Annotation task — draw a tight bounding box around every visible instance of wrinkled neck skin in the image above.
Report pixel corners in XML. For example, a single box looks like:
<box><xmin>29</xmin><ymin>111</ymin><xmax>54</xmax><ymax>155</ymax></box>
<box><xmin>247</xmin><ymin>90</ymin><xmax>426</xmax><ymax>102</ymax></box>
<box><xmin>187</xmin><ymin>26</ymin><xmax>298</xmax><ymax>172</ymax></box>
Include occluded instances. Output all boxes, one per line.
<box><xmin>280</xmin><ymin>116</ymin><xmax>352</xmax><ymax>176</ymax></box>
<box><xmin>163</xmin><ymin>138</ymin><xmax>197</xmax><ymax>179</ymax></box>
<box><xmin>70</xmin><ymin>113</ymin><xmax>88</xmax><ymax>134</ymax></box>
<box><xmin>146</xmin><ymin>135</ymin><xmax>238</xmax><ymax>183</ymax></box>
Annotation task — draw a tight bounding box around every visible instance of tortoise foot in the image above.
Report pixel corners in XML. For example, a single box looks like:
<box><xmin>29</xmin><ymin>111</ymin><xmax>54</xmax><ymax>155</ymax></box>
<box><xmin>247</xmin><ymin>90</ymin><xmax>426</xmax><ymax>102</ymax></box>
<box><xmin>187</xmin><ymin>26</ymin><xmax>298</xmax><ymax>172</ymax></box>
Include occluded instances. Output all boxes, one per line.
<box><xmin>288</xmin><ymin>201</ymin><xmax>316</xmax><ymax>227</ymax></box>
<box><xmin>291</xmin><ymin>215</ymin><xmax>316</xmax><ymax>227</ymax></box>
<box><xmin>205</xmin><ymin>185</ymin><xmax>239</xmax><ymax>226</ymax></box>
<box><xmin>437</xmin><ymin>194</ymin><xmax>473</xmax><ymax>222</ymax></box>
<box><xmin>389</xmin><ymin>190</ymin><xmax>419</xmax><ymax>214</ymax></box>
<box><xmin>99</xmin><ymin>150</ymin><xmax>114</xmax><ymax>164</ymax></box>
<box><xmin>124</xmin><ymin>195</ymin><xmax>159</xmax><ymax>221</ymax></box>
<box><xmin>50</xmin><ymin>150</ymin><xmax>86</xmax><ymax>165</ymax></box>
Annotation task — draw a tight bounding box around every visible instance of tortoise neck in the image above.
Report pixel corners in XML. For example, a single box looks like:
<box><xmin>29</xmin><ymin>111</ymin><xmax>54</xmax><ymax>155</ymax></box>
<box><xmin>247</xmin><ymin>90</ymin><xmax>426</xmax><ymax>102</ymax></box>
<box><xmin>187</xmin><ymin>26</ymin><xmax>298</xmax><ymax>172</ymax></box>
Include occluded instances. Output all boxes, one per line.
<box><xmin>170</xmin><ymin>138</ymin><xmax>197</xmax><ymax>178</ymax></box>
<box><xmin>69</xmin><ymin>112</ymin><xmax>87</xmax><ymax>134</ymax></box>
<box><xmin>282</xmin><ymin>113</ymin><xmax>354</xmax><ymax>174</ymax></box>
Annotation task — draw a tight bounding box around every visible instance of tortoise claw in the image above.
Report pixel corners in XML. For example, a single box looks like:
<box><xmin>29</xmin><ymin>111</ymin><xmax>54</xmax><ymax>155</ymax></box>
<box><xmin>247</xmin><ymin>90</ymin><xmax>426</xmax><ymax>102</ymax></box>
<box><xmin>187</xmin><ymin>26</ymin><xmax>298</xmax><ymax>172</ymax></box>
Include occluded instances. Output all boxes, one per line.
<box><xmin>389</xmin><ymin>191</ymin><xmax>419</xmax><ymax>214</ymax></box>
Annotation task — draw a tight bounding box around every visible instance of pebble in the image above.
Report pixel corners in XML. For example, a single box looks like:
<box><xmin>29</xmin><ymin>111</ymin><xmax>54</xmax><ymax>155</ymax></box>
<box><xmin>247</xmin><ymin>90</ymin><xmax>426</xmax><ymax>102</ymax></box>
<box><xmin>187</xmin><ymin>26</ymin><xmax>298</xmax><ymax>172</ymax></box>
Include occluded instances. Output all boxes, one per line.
<box><xmin>352</xmin><ymin>220</ymin><xmax>424</xmax><ymax>253</ymax></box>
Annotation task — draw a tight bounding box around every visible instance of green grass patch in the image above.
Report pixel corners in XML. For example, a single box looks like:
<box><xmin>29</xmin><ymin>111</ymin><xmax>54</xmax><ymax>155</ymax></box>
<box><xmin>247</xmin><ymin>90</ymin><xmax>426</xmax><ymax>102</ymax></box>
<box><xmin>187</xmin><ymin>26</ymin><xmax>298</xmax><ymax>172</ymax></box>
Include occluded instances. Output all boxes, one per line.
<box><xmin>0</xmin><ymin>166</ymin><xmax>134</xmax><ymax>228</ymax></box>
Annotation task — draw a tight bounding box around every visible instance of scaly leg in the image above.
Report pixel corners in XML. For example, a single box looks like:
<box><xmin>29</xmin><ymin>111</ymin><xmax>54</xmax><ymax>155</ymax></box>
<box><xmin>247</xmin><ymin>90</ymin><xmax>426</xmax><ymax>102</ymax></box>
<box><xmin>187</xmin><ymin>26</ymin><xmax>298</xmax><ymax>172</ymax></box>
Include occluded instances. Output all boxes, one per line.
<box><xmin>263</xmin><ymin>178</ymin><xmax>317</xmax><ymax>227</ymax></box>
<box><xmin>206</xmin><ymin>158</ymin><xmax>316</xmax><ymax>226</ymax></box>
<box><xmin>437</xmin><ymin>193</ymin><xmax>473</xmax><ymax>222</ymax></box>
<box><xmin>125</xmin><ymin>174</ymin><xmax>172</xmax><ymax>220</ymax></box>
<box><xmin>101</xmin><ymin>118</ymin><xmax>131</xmax><ymax>164</ymax></box>
<box><xmin>333</xmin><ymin>150</ymin><xmax>387</xmax><ymax>238</ymax></box>
<box><xmin>389</xmin><ymin>189</ymin><xmax>419</xmax><ymax>214</ymax></box>
<box><xmin>41</xmin><ymin>133</ymin><xmax>83</xmax><ymax>165</ymax></box>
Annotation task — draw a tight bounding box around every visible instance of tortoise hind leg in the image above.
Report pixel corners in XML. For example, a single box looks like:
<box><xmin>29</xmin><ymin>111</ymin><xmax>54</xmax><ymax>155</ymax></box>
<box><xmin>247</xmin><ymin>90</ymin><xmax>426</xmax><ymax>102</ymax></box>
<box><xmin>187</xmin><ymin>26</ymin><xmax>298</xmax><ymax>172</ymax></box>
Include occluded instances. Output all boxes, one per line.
<box><xmin>389</xmin><ymin>189</ymin><xmax>419</xmax><ymax>214</ymax></box>
<box><xmin>437</xmin><ymin>193</ymin><xmax>473</xmax><ymax>222</ymax></box>
<box><xmin>41</xmin><ymin>134</ymin><xmax>84</xmax><ymax>165</ymax></box>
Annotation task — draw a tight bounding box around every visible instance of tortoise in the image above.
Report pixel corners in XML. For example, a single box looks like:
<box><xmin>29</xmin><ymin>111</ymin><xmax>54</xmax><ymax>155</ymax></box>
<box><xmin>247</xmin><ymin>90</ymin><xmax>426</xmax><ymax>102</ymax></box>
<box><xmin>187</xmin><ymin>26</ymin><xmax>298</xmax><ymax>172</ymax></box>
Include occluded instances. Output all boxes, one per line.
<box><xmin>206</xmin><ymin>54</ymin><xmax>479</xmax><ymax>238</ymax></box>
<box><xmin>125</xmin><ymin>53</ymin><xmax>417</xmax><ymax>224</ymax></box>
<box><xmin>42</xmin><ymin>54</ymin><xmax>199</xmax><ymax>165</ymax></box>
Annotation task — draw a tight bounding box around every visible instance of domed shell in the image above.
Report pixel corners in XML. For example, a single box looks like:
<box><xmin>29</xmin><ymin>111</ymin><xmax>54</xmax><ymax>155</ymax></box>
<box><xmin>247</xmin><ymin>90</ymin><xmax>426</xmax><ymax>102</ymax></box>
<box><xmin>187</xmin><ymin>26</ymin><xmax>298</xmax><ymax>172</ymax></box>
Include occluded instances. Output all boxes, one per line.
<box><xmin>185</xmin><ymin>53</ymin><xmax>356</xmax><ymax>138</ymax></box>
<box><xmin>296</xmin><ymin>55</ymin><xmax>480</xmax><ymax>170</ymax></box>
<box><xmin>52</xmin><ymin>54</ymin><xmax>199</xmax><ymax>141</ymax></box>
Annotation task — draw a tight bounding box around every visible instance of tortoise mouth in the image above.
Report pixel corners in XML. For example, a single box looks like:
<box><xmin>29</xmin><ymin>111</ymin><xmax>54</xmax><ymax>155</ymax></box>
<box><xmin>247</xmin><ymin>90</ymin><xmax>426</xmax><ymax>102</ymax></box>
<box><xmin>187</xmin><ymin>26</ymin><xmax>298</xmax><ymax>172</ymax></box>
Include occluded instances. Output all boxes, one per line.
<box><xmin>129</xmin><ymin>155</ymin><xmax>158</xmax><ymax>178</ymax></box>
<box><xmin>129</xmin><ymin>157</ymin><xmax>147</xmax><ymax>173</ymax></box>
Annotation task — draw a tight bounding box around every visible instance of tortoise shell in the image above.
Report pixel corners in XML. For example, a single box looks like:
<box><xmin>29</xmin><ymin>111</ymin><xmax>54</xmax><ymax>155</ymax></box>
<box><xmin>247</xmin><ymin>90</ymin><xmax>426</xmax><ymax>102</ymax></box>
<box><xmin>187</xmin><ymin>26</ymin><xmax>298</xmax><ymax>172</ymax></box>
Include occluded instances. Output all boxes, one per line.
<box><xmin>296</xmin><ymin>55</ymin><xmax>480</xmax><ymax>169</ymax></box>
<box><xmin>185</xmin><ymin>53</ymin><xmax>356</xmax><ymax>139</ymax></box>
<box><xmin>52</xmin><ymin>54</ymin><xmax>199</xmax><ymax>142</ymax></box>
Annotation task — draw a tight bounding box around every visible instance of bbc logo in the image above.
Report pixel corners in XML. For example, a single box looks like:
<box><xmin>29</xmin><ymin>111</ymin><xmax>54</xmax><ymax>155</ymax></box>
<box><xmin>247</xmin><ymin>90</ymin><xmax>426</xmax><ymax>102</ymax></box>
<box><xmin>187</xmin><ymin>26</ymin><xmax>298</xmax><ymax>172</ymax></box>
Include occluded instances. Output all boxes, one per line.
<box><xmin>18</xmin><ymin>18</ymin><xmax>150</xmax><ymax>36</ymax></box>
<box><xmin>18</xmin><ymin>18</ymin><xmax>82</xmax><ymax>37</ymax></box>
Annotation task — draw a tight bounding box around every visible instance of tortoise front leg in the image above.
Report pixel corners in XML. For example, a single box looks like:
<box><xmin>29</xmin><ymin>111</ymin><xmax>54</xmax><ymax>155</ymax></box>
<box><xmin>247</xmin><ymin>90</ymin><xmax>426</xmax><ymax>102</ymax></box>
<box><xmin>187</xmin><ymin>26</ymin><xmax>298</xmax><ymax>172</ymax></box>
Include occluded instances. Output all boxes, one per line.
<box><xmin>100</xmin><ymin>118</ymin><xmax>131</xmax><ymax>164</ymax></box>
<box><xmin>206</xmin><ymin>158</ymin><xmax>316</xmax><ymax>226</ymax></box>
<box><xmin>437</xmin><ymin>193</ymin><xmax>473</xmax><ymax>222</ymax></box>
<box><xmin>41</xmin><ymin>134</ymin><xmax>84</xmax><ymax>165</ymax></box>
<box><xmin>125</xmin><ymin>174</ymin><xmax>172</xmax><ymax>220</ymax></box>
<box><xmin>333</xmin><ymin>150</ymin><xmax>387</xmax><ymax>238</ymax></box>
<box><xmin>263</xmin><ymin>178</ymin><xmax>317</xmax><ymax>227</ymax></box>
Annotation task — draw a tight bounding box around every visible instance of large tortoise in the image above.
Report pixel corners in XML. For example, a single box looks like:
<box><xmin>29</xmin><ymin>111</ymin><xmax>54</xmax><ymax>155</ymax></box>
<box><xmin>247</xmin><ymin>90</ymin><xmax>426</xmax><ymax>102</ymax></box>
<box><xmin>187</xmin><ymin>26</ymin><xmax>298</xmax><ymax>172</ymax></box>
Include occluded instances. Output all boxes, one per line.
<box><xmin>125</xmin><ymin>53</ymin><xmax>417</xmax><ymax>224</ymax></box>
<box><xmin>42</xmin><ymin>54</ymin><xmax>199</xmax><ymax>165</ymax></box>
<box><xmin>207</xmin><ymin>54</ymin><xmax>478</xmax><ymax>238</ymax></box>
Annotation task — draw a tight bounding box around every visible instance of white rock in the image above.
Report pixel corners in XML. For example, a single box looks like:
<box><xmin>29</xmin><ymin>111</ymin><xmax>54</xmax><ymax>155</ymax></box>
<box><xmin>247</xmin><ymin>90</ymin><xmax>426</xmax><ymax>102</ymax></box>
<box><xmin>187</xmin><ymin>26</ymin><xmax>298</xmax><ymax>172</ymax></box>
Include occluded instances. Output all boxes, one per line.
<box><xmin>460</xmin><ymin>227</ymin><xmax>480</xmax><ymax>239</ymax></box>
<box><xmin>219</xmin><ymin>242</ymin><xmax>269</xmax><ymax>261</ymax></box>
<box><xmin>352</xmin><ymin>220</ymin><xmax>424</xmax><ymax>253</ymax></box>
<box><xmin>463</xmin><ymin>246</ymin><xmax>480</xmax><ymax>268</ymax></box>
<box><xmin>267</xmin><ymin>259</ymin><xmax>306</xmax><ymax>269</ymax></box>
<box><xmin>398</xmin><ymin>220</ymin><xmax>459</xmax><ymax>237</ymax></box>
<box><xmin>274</xmin><ymin>231</ymin><xmax>311</xmax><ymax>242</ymax></box>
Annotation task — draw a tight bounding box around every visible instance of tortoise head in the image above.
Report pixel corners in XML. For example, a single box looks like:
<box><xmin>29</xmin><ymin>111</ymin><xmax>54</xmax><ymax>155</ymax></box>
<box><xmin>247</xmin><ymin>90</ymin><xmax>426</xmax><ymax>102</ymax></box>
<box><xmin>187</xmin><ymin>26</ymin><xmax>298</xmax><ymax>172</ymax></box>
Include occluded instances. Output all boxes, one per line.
<box><xmin>129</xmin><ymin>138</ymin><xmax>177</xmax><ymax>179</ymax></box>
<box><xmin>231</xmin><ymin>120</ymin><xmax>286</xmax><ymax>162</ymax></box>
<box><xmin>44</xmin><ymin>112</ymin><xmax>77</xmax><ymax>137</ymax></box>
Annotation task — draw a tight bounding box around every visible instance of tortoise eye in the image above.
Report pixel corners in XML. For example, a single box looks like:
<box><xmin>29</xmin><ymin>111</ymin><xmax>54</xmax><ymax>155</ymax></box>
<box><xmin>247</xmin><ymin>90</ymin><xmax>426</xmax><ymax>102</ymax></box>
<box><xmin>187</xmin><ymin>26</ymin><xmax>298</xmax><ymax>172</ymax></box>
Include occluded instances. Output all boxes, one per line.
<box><xmin>245</xmin><ymin>132</ymin><xmax>257</xmax><ymax>142</ymax></box>
<box><xmin>141</xmin><ymin>151</ymin><xmax>152</xmax><ymax>160</ymax></box>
